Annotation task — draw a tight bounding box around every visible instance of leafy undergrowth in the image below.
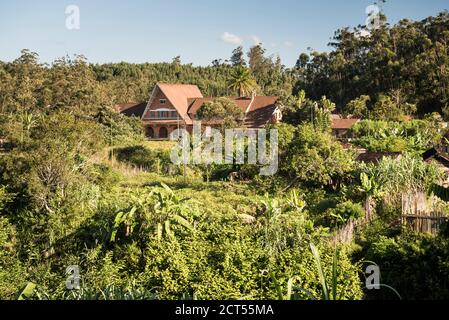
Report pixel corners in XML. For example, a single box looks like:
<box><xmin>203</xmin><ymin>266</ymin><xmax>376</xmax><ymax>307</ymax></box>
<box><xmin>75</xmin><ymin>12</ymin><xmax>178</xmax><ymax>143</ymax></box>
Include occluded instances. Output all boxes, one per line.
<box><xmin>0</xmin><ymin>147</ymin><xmax>364</xmax><ymax>300</ymax></box>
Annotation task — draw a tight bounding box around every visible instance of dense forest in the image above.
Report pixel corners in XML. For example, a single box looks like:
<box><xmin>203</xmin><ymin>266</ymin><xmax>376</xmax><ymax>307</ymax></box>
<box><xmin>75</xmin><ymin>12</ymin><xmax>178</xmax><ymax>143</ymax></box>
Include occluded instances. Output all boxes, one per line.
<box><xmin>1</xmin><ymin>11</ymin><xmax>449</xmax><ymax>300</ymax></box>
<box><xmin>1</xmin><ymin>11</ymin><xmax>448</xmax><ymax>117</ymax></box>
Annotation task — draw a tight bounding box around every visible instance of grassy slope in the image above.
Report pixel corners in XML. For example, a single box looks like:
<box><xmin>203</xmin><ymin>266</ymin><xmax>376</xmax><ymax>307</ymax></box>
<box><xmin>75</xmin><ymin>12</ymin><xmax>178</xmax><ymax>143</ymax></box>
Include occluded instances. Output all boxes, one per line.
<box><xmin>109</xmin><ymin>141</ymin><xmax>260</xmax><ymax>217</ymax></box>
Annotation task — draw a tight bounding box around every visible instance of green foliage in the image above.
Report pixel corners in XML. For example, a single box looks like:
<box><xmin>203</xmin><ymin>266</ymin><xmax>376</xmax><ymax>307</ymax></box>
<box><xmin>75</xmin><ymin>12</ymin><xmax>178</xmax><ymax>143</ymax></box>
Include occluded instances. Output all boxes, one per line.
<box><xmin>364</xmin><ymin>232</ymin><xmax>449</xmax><ymax>300</ymax></box>
<box><xmin>282</xmin><ymin>92</ymin><xmax>335</xmax><ymax>130</ymax></box>
<box><xmin>114</xmin><ymin>145</ymin><xmax>180</xmax><ymax>175</ymax></box>
<box><xmin>0</xmin><ymin>179</ymin><xmax>364</xmax><ymax>300</ymax></box>
<box><xmin>293</xmin><ymin>11</ymin><xmax>449</xmax><ymax>116</ymax></box>
<box><xmin>345</xmin><ymin>95</ymin><xmax>370</xmax><ymax>118</ymax></box>
<box><xmin>361</xmin><ymin>153</ymin><xmax>442</xmax><ymax>204</ymax></box>
<box><xmin>358</xmin><ymin>172</ymin><xmax>384</xmax><ymax>200</ymax></box>
<box><xmin>0</xmin><ymin>216</ymin><xmax>26</xmax><ymax>300</ymax></box>
<box><xmin>197</xmin><ymin>97</ymin><xmax>245</xmax><ymax>129</ymax></box>
<box><xmin>323</xmin><ymin>201</ymin><xmax>365</xmax><ymax>227</ymax></box>
<box><xmin>2</xmin><ymin>11</ymin><xmax>449</xmax><ymax>300</ymax></box>
<box><xmin>95</xmin><ymin>106</ymin><xmax>144</xmax><ymax>146</ymax></box>
<box><xmin>227</xmin><ymin>67</ymin><xmax>257</xmax><ymax>97</ymax></box>
<box><xmin>372</xmin><ymin>94</ymin><xmax>416</xmax><ymax>121</ymax></box>
<box><xmin>230</xmin><ymin>46</ymin><xmax>246</xmax><ymax>67</ymax></box>
<box><xmin>0</xmin><ymin>185</ymin><xmax>14</xmax><ymax>213</ymax></box>
<box><xmin>18</xmin><ymin>283</ymin><xmax>37</xmax><ymax>300</ymax></box>
<box><xmin>350</xmin><ymin>120</ymin><xmax>443</xmax><ymax>153</ymax></box>
<box><xmin>283</xmin><ymin>124</ymin><xmax>355</xmax><ymax>187</ymax></box>
<box><xmin>109</xmin><ymin>183</ymin><xmax>199</xmax><ymax>243</ymax></box>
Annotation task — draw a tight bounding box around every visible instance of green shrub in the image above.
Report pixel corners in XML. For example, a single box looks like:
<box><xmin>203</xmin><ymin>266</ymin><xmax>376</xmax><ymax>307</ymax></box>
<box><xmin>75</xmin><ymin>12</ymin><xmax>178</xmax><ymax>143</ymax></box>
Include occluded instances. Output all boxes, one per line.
<box><xmin>0</xmin><ymin>216</ymin><xmax>26</xmax><ymax>300</ymax></box>
<box><xmin>350</xmin><ymin>120</ymin><xmax>441</xmax><ymax>153</ymax></box>
<box><xmin>114</xmin><ymin>145</ymin><xmax>180</xmax><ymax>175</ymax></box>
<box><xmin>316</xmin><ymin>201</ymin><xmax>365</xmax><ymax>228</ymax></box>
<box><xmin>364</xmin><ymin>232</ymin><xmax>449</xmax><ymax>300</ymax></box>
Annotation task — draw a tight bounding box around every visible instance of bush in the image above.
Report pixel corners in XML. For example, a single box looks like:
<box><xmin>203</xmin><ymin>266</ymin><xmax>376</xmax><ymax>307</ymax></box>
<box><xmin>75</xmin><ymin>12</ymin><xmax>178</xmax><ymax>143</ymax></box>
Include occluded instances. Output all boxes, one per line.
<box><xmin>350</xmin><ymin>120</ymin><xmax>441</xmax><ymax>153</ymax></box>
<box><xmin>316</xmin><ymin>201</ymin><xmax>365</xmax><ymax>228</ymax></box>
<box><xmin>364</xmin><ymin>232</ymin><xmax>449</xmax><ymax>300</ymax></box>
<box><xmin>0</xmin><ymin>216</ymin><xmax>26</xmax><ymax>299</ymax></box>
<box><xmin>96</xmin><ymin>107</ymin><xmax>144</xmax><ymax>146</ymax></box>
<box><xmin>5</xmin><ymin>186</ymin><xmax>364</xmax><ymax>300</ymax></box>
<box><xmin>0</xmin><ymin>185</ymin><xmax>14</xmax><ymax>213</ymax></box>
<box><xmin>114</xmin><ymin>145</ymin><xmax>180</xmax><ymax>175</ymax></box>
<box><xmin>283</xmin><ymin>124</ymin><xmax>355</xmax><ymax>187</ymax></box>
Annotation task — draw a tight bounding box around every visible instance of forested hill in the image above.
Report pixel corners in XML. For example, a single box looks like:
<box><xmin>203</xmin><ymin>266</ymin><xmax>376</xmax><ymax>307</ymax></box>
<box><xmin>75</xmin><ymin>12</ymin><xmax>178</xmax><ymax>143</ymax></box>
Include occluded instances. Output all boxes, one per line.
<box><xmin>295</xmin><ymin>11</ymin><xmax>449</xmax><ymax>117</ymax></box>
<box><xmin>1</xmin><ymin>11</ymin><xmax>448</xmax><ymax>120</ymax></box>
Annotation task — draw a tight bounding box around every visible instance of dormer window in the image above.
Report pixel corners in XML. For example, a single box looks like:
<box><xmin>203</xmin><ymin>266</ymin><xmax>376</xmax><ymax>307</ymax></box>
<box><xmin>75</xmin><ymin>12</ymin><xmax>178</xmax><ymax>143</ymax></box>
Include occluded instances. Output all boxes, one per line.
<box><xmin>160</xmin><ymin>99</ymin><xmax>167</xmax><ymax>104</ymax></box>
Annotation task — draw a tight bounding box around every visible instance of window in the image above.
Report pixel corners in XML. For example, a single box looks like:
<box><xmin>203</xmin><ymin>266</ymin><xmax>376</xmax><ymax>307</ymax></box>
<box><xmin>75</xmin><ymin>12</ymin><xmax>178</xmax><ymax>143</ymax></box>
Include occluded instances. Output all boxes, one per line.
<box><xmin>159</xmin><ymin>99</ymin><xmax>167</xmax><ymax>104</ymax></box>
<box><xmin>145</xmin><ymin>127</ymin><xmax>154</xmax><ymax>139</ymax></box>
<box><xmin>149</xmin><ymin>109</ymin><xmax>177</xmax><ymax>119</ymax></box>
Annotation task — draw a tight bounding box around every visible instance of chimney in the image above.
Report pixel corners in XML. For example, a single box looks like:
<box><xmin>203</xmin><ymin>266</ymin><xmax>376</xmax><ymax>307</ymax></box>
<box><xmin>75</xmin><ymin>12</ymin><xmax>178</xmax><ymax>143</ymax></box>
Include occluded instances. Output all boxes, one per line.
<box><xmin>251</xmin><ymin>91</ymin><xmax>257</xmax><ymax>100</ymax></box>
<box><xmin>246</xmin><ymin>91</ymin><xmax>257</xmax><ymax>114</ymax></box>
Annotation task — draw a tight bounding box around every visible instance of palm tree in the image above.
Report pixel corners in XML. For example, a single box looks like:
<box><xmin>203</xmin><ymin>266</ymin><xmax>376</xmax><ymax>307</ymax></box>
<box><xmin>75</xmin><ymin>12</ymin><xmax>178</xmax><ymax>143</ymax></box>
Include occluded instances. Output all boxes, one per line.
<box><xmin>228</xmin><ymin>67</ymin><xmax>257</xmax><ymax>97</ymax></box>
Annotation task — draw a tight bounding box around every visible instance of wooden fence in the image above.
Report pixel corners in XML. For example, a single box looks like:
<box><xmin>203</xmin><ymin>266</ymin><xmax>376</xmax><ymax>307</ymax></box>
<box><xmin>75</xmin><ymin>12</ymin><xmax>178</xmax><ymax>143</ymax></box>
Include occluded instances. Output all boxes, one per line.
<box><xmin>401</xmin><ymin>192</ymin><xmax>449</xmax><ymax>235</ymax></box>
<box><xmin>401</xmin><ymin>212</ymin><xmax>448</xmax><ymax>234</ymax></box>
<box><xmin>330</xmin><ymin>198</ymin><xmax>376</xmax><ymax>244</ymax></box>
<box><xmin>331</xmin><ymin>192</ymin><xmax>449</xmax><ymax>244</ymax></box>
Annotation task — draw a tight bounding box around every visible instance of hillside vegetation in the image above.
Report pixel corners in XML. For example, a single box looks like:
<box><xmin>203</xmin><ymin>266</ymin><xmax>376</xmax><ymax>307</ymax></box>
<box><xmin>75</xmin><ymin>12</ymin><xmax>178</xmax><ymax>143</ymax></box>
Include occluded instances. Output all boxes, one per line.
<box><xmin>1</xmin><ymin>10</ymin><xmax>449</xmax><ymax>300</ymax></box>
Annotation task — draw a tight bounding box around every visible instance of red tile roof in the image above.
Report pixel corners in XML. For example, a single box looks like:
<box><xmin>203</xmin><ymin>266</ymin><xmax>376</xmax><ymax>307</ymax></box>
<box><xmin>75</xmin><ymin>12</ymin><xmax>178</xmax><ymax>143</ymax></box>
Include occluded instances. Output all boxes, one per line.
<box><xmin>356</xmin><ymin>152</ymin><xmax>402</xmax><ymax>163</ymax></box>
<box><xmin>331</xmin><ymin>118</ymin><xmax>360</xmax><ymax>130</ymax></box>
<box><xmin>245</xmin><ymin>104</ymin><xmax>278</xmax><ymax>128</ymax></box>
<box><xmin>188</xmin><ymin>96</ymin><xmax>277</xmax><ymax>113</ymax></box>
<box><xmin>157</xmin><ymin>83</ymin><xmax>203</xmax><ymax>123</ymax></box>
<box><xmin>187</xmin><ymin>96</ymin><xmax>279</xmax><ymax>128</ymax></box>
<box><xmin>115</xmin><ymin>102</ymin><xmax>147</xmax><ymax>117</ymax></box>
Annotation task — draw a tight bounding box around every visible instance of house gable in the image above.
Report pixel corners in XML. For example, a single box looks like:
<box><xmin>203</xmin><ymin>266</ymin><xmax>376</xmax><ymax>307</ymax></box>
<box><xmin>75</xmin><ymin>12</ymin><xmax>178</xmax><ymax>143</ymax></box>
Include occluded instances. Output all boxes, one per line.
<box><xmin>149</xmin><ymin>88</ymin><xmax>177</xmax><ymax>111</ymax></box>
<box><xmin>142</xmin><ymin>83</ymin><xmax>203</xmax><ymax>124</ymax></box>
<box><xmin>142</xmin><ymin>86</ymin><xmax>177</xmax><ymax>119</ymax></box>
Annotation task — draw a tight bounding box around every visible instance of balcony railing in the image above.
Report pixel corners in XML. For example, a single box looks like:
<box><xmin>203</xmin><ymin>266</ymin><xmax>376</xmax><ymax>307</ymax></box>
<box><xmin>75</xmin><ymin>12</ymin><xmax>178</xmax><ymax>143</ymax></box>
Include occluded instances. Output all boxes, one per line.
<box><xmin>147</xmin><ymin>111</ymin><xmax>179</xmax><ymax>120</ymax></box>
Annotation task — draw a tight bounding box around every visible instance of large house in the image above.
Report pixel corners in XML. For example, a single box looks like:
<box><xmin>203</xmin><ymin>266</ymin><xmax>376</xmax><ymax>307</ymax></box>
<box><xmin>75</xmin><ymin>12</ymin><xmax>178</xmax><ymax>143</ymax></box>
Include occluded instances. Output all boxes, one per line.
<box><xmin>117</xmin><ymin>83</ymin><xmax>282</xmax><ymax>139</ymax></box>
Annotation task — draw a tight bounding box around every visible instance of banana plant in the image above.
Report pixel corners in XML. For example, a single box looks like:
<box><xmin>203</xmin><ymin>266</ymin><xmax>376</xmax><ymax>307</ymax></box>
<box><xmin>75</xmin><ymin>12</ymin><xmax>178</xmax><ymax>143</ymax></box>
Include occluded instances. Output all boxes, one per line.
<box><xmin>358</xmin><ymin>172</ymin><xmax>384</xmax><ymax>201</ymax></box>
<box><xmin>110</xmin><ymin>183</ymin><xmax>197</xmax><ymax>243</ymax></box>
<box><xmin>110</xmin><ymin>205</ymin><xmax>138</xmax><ymax>242</ymax></box>
<box><xmin>153</xmin><ymin>183</ymin><xmax>196</xmax><ymax>240</ymax></box>
<box><xmin>287</xmin><ymin>189</ymin><xmax>306</xmax><ymax>212</ymax></box>
<box><xmin>17</xmin><ymin>282</ymin><xmax>49</xmax><ymax>300</ymax></box>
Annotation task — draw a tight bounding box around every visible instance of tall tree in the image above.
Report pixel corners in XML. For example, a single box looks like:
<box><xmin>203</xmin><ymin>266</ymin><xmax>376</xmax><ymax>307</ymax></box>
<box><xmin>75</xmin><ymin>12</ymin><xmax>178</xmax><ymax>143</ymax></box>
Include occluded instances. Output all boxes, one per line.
<box><xmin>228</xmin><ymin>67</ymin><xmax>257</xmax><ymax>97</ymax></box>
<box><xmin>197</xmin><ymin>97</ymin><xmax>244</xmax><ymax>130</ymax></box>
<box><xmin>247</xmin><ymin>44</ymin><xmax>269</xmax><ymax>89</ymax></box>
<box><xmin>230</xmin><ymin>46</ymin><xmax>246</xmax><ymax>67</ymax></box>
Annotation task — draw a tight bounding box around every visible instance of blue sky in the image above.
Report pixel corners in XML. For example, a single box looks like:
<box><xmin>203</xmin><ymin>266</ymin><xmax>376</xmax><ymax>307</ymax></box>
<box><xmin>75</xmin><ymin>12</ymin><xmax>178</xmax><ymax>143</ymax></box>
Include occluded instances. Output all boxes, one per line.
<box><xmin>0</xmin><ymin>0</ymin><xmax>448</xmax><ymax>67</ymax></box>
